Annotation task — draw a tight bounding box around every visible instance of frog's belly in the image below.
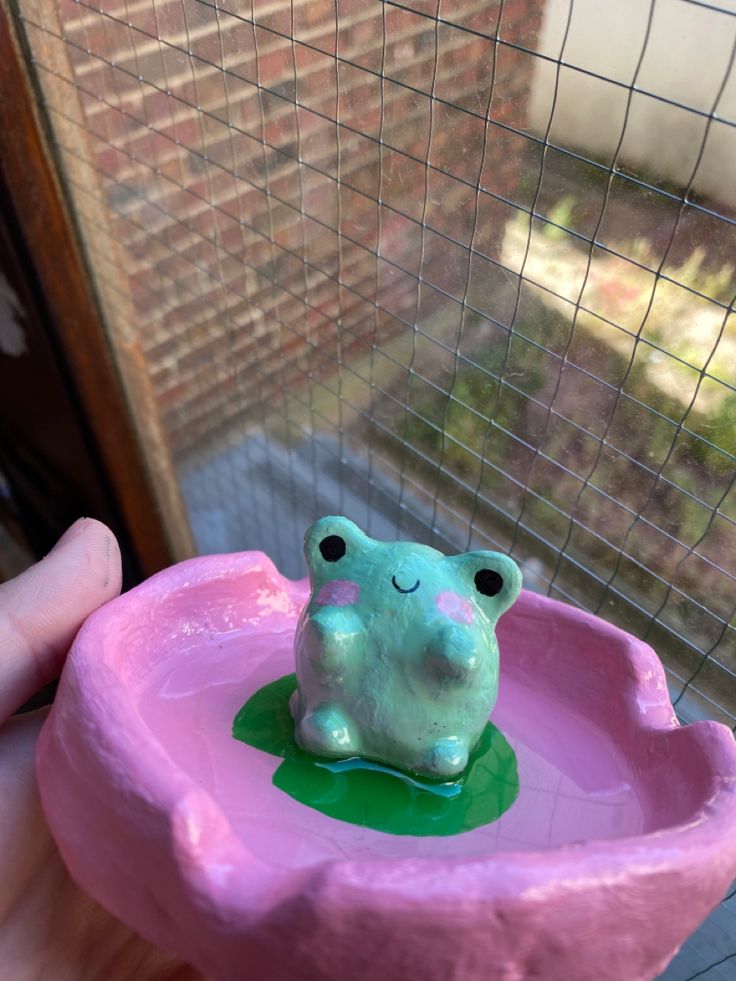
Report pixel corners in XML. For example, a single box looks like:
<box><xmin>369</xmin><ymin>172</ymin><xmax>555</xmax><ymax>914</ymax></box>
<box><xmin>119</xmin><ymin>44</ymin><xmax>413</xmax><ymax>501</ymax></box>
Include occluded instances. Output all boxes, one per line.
<box><xmin>347</xmin><ymin>655</ymin><xmax>498</xmax><ymax>760</ymax></box>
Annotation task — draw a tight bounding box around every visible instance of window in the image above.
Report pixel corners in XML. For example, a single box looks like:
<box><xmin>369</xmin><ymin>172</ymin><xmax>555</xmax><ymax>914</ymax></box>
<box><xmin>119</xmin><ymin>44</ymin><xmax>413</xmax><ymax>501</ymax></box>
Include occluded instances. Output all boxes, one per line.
<box><xmin>14</xmin><ymin>0</ymin><xmax>736</xmax><ymax>734</ymax></box>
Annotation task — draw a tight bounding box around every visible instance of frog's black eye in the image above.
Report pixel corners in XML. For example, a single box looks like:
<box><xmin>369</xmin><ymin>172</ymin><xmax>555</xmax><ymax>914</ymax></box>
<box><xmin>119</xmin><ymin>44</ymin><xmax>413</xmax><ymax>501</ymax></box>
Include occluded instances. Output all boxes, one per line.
<box><xmin>475</xmin><ymin>569</ymin><xmax>503</xmax><ymax>597</ymax></box>
<box><xmin>319</xmin><ymin>535</ymin><xmax>346</xmax><ymax>562</ymax></box>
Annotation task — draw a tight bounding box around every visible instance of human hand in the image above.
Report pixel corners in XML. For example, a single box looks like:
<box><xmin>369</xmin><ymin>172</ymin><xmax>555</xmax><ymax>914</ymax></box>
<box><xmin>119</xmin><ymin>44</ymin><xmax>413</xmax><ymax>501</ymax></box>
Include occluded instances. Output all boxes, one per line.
<box><xmin>0</xmin><ymin>518</ymin><xmax>202</xmax><ymax>981</ymax></box>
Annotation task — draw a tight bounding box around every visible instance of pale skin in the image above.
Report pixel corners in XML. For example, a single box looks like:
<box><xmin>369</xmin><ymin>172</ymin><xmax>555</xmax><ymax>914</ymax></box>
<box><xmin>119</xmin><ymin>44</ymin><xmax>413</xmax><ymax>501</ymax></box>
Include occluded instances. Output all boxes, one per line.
<box><xmin>0</xmin><ymin>518</ymin><xmax>202</xmax><ymax>981</ymax></box>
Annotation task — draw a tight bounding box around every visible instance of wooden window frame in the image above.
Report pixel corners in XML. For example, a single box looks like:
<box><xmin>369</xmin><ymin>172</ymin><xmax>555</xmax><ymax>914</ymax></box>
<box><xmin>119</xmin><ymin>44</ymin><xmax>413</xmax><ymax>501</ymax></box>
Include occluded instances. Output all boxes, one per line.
<box><xmin>0</xmin><ymin>1</ymin><xmax>194</xmax><ymax>574</ymax></box>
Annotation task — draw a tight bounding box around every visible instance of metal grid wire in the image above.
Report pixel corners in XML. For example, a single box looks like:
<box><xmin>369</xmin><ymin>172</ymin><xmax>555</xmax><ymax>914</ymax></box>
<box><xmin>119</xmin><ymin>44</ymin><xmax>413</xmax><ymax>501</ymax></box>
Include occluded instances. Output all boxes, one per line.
<box><xmin>12</xmin><ymin>0</ymin><xmax>736</xmax><ymax>975</ymax></box>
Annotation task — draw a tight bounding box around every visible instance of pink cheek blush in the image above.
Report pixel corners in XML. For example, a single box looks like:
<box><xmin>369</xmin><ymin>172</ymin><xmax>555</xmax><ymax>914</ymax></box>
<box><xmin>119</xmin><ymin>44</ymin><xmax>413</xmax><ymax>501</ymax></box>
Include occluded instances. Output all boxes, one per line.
<box><xmin>436</xmin><ymin>590</ymin><xmax>475</xmax><ymax>624</ymax></box>
<box><xmin>315</xmin><ymin>579</ymin><xmax>360</xmax><ymax>606</ymax></box>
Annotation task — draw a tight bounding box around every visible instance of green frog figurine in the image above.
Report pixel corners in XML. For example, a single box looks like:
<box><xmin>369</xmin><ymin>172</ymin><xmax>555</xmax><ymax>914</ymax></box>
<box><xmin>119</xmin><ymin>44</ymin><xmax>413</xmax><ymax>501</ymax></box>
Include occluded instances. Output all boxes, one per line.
<box><xmin>291</xmin><ymin>516</ymin><xmax>522</xmax><ymax>779</ymax></box>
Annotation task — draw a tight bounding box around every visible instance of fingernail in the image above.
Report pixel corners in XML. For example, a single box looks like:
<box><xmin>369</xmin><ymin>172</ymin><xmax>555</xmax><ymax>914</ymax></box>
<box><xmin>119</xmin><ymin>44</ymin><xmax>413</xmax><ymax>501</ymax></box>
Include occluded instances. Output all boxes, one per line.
<box><xmin>49</xmin><ymin>518</ymin><xmax>88</xmax><ymax>553</ymax></box>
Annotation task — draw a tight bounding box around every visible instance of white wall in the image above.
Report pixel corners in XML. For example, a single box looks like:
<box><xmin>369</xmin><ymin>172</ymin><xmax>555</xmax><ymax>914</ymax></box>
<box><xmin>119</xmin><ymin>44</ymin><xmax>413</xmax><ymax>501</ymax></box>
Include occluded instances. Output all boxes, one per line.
<box><xmin>527</xmin><ymin>0</ymin><xmax>736</xmax><ymax>206</ymax></box>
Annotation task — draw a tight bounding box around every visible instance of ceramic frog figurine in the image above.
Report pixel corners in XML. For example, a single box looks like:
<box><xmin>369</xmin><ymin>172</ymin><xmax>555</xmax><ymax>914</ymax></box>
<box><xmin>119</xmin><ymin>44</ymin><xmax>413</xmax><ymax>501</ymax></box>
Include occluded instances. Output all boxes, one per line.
<box><xmin>291</xmin><ymin>516</ymin><xmax>522</xmax><ymax>779</ymax></box>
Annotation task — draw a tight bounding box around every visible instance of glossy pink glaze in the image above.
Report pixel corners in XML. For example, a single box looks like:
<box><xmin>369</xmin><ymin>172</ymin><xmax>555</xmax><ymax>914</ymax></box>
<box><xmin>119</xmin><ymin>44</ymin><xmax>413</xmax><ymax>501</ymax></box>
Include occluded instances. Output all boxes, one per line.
<box><xmin>37</xmin><ymin>552</ymin><xmax>736</xmax><ymax>981</ymax></box>
<box><xmin>315</xmin><ymin>578</ymin><xmax>360</xmax><ymax>606</ymax></box>
<box><xmin>436</xmin><ymin>590</ymin><xmax>475</xmax><ymax>625</ymax></box>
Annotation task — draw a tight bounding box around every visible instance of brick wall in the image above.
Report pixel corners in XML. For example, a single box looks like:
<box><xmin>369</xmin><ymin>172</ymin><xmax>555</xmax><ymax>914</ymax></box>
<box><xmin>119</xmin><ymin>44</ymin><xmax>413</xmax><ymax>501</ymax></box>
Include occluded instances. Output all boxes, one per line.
<box><xmin>23</xmin><ymin>0</ymin><xmax>543</xmax><ymax>453</ymax></box>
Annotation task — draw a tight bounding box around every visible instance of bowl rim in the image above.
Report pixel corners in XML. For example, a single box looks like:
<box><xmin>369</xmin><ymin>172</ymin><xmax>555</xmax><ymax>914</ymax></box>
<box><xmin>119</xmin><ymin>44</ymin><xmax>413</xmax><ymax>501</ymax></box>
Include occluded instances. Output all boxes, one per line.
<box><xmin>38</xmin><ymin>549</ymin><xmax>736</xmax><ymax>921</ymax></box>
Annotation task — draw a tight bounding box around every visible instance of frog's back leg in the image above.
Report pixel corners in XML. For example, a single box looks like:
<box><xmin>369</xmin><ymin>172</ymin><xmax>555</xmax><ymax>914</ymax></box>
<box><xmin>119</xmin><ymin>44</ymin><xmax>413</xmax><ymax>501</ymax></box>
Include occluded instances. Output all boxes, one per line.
<box><xmin>422</xmin><ymin>736</ymin><xmax>469</xmax><ymax>779</ymax></box>
<box><xmin>293</xmin><ymin>700</ymin><xmax>360</xmax><ymax>759</ymax></box>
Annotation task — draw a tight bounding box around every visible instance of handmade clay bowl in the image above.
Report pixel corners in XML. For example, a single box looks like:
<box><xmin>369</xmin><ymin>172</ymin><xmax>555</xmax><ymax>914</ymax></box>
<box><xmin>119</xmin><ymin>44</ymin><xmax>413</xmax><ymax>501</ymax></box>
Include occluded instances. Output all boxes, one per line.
<box><xmin>37</xmin><ymin>551</ymin><xmax>736</xmax><ymax>981</ymax></box>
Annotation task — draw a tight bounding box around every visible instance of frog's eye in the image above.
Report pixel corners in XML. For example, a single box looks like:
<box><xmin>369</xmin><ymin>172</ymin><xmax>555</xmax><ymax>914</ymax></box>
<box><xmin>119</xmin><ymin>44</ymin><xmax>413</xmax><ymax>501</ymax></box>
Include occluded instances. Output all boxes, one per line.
<box><xmin>474</xmin><ymin>569</ymin><xmax>503</xmax><ymax>597</ymax></box>
<box><xmin>319</xmin><ymin>534</ymin><xmax>346</xmax><ymax>562</ymax></box>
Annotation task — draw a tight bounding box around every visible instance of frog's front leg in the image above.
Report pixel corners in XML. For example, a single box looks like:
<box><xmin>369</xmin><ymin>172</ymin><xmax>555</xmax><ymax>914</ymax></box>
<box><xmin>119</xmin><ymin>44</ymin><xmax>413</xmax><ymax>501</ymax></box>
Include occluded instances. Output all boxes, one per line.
<box><xmin>298</xmin><ymin>607</ymin><xmax>364</xmax><ymax>683</ymax></box>
<box><xmin>422</xmin><ymin>623</ymin><xmax>482</xmax><ymax>686</ymax></box>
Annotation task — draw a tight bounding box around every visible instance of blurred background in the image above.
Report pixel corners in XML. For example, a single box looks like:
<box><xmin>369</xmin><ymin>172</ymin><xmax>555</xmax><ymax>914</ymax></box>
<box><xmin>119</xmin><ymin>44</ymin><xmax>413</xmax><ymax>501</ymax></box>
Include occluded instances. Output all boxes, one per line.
<box><xmin>0</xmin><ymin>1</ymin><xmax>734</xmax><ymax>975</ymax></box>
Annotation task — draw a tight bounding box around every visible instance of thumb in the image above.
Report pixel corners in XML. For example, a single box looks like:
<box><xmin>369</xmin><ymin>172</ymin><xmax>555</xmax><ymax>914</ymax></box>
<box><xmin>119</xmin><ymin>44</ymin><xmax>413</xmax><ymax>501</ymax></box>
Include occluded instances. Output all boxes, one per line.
<box><xmin>0</xmin><ymin>518</ymin><xmax>122</xmax><ymax>723</ymax></box>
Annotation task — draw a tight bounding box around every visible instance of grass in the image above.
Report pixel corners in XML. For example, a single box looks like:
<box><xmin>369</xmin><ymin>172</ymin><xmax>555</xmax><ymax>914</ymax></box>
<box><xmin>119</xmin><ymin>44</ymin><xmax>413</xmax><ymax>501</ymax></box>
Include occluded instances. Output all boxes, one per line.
<box><xmin>373</xmin><ymin>284</ymin><xmax>735</xmax><ymax>720</ymax></box>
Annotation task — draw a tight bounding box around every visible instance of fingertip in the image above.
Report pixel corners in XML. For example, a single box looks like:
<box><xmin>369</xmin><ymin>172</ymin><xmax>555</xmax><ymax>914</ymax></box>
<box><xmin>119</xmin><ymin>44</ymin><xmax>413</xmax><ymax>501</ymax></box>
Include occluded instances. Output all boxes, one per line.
<box><xmin>0</xmin><ymin>519</ymin><xmax>124</xmax><ymax>720</ymax></box>
<box><xmin>48</xmin><ymin>518</ymin><xmax>122</xmax><ymax>598</ymax></box>
<box><xmin>48</xmin><ymin>516</ymin><xmax>88</xmax><ymax>553</ymax></box>
<box><xmin>81</xmin><ymin>518</ymin><xmax>123</xmax><ymax>597</ymax></box>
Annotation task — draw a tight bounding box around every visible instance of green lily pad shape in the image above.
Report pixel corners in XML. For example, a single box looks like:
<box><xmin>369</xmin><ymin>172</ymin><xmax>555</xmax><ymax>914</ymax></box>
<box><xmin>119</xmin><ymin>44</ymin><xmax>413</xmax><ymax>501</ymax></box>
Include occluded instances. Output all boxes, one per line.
<box><xmin>233</xmin><ymin>675</ymin><xmax>519</xmax><ymax>837</ymax></box>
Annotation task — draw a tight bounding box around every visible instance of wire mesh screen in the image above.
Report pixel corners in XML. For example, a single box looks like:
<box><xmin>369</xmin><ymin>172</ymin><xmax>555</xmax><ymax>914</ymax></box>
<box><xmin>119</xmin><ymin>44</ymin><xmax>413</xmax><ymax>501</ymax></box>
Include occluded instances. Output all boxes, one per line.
<box><xmin>12</xmin><ymin>0</ymin><xmax>736</xmax><ymax>973</ymax></box>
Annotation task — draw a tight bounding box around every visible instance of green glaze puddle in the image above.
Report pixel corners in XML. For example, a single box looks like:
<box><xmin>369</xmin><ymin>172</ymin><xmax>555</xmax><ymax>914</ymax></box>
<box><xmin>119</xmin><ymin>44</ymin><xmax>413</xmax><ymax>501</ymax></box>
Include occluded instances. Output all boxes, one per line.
<box><xmin>232</xmin><ymin>674</ymin><xmax>519</xmax><ymax>836</ymax></box>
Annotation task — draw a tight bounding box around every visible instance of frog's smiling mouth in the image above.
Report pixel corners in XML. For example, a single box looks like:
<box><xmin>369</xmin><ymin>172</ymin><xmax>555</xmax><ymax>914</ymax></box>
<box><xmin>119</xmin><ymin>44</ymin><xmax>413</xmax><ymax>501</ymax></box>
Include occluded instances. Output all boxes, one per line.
<box><xmin>391</xmin><ymin>575</ymin><xmax>420</xmax><ymax>594</ymax></box>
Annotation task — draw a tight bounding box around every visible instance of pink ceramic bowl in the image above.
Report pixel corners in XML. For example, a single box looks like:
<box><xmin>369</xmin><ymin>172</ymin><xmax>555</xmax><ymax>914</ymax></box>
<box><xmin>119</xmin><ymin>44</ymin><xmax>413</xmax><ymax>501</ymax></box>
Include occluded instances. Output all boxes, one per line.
<box><xmin>37</xmin><ymin>551</ymin><xmax>736</xmax><ymax>981</ymax></box>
